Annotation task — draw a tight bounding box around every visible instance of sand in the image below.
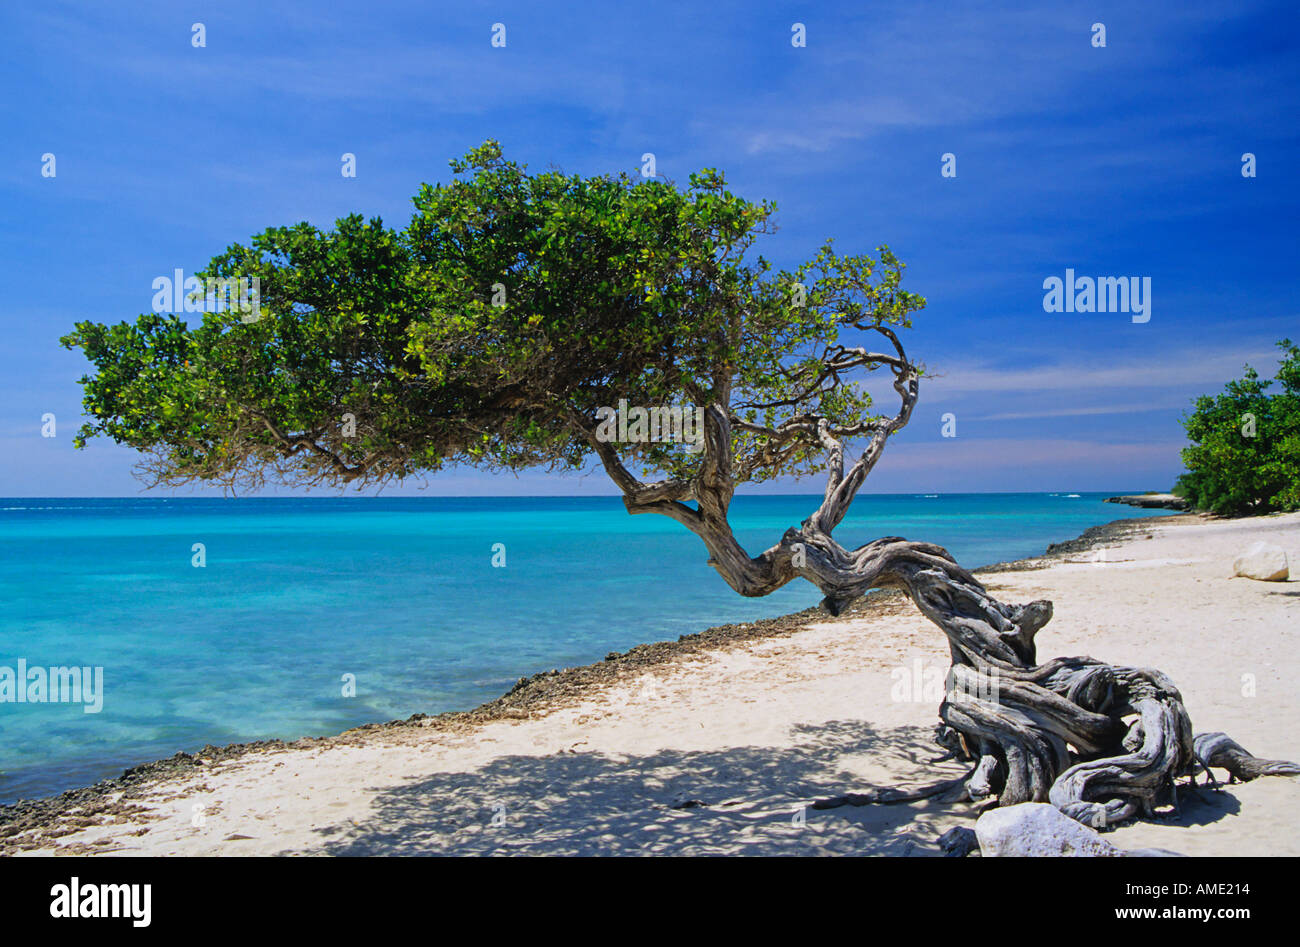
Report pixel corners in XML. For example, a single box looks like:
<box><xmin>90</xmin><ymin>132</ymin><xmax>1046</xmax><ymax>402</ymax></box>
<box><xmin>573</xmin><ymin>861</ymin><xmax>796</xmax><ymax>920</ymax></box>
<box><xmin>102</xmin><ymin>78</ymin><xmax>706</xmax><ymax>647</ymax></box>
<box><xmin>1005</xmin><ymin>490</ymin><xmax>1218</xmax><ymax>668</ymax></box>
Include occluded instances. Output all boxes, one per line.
<box><xmin>5</xmin><ymin>511</ymin><xmax>1298</xmax><ymax>856</ymax></box>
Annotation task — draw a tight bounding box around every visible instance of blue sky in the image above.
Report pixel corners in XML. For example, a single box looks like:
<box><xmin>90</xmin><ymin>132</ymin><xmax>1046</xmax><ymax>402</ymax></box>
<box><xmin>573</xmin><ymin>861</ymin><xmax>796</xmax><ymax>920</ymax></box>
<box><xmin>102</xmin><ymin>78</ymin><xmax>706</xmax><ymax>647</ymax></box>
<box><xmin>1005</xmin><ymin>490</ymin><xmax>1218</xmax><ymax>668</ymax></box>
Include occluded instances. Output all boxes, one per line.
<box><xmin>1</xmin><ymin>0</ymin><xmax>1296</xmax><ymax>496</ymax></box>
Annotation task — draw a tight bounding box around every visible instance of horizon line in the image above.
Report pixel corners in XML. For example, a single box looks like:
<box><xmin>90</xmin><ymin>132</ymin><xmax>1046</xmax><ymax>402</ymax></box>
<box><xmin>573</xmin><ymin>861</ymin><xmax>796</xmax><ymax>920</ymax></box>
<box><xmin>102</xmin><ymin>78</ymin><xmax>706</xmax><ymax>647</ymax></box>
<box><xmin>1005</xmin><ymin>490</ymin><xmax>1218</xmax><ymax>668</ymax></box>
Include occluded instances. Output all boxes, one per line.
<box><xmin>0</xmin><ymin>489</ymin><xmax>1166</xmax><ymax>500</ymax></box>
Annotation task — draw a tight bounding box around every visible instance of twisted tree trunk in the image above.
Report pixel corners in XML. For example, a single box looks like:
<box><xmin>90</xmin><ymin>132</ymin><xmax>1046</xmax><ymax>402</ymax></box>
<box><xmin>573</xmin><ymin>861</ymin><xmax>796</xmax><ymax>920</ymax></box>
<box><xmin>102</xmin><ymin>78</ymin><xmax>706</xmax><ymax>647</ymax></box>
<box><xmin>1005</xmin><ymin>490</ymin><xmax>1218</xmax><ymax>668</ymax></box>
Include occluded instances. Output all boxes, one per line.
<box><xmin>786</xmin><ymin>529</ymin><xmax>1296</xmax><ymax>827</ymax></box>
<box><xmin>580</xmin><ymin>325</ymin><xmax>1296</xmax><ymax>830</ymax></box>
<box><xmin>641</xmin><ymin>500</ymin><xmax>1297</xmax><ymax>828</ymax></box>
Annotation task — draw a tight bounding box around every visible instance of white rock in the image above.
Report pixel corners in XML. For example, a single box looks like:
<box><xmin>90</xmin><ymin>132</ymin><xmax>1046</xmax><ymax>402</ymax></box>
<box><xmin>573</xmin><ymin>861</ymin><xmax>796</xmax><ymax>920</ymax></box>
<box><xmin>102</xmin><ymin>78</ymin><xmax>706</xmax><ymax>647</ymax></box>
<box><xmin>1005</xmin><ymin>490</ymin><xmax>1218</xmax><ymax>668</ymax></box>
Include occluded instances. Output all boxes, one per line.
<box><xmin>1232</xmin><ymin>542</ymin><xmax>1289</xmax><ymax>582</ymax></box>
<box><xmin>975</xmin><ymin>803</ymin><xmax>1120</xmax><ymax>857</ymax></box>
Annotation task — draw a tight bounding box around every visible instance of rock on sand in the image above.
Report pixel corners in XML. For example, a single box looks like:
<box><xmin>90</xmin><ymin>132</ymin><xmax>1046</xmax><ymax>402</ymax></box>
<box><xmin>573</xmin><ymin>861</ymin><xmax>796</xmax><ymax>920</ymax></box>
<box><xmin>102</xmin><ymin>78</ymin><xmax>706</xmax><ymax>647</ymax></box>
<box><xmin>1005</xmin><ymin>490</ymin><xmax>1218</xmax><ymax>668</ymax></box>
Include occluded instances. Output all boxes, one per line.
<box><xmin>1233</xmin><ymin>542</ymin><xmax>1289</xmax><ymax>581</ymax></box>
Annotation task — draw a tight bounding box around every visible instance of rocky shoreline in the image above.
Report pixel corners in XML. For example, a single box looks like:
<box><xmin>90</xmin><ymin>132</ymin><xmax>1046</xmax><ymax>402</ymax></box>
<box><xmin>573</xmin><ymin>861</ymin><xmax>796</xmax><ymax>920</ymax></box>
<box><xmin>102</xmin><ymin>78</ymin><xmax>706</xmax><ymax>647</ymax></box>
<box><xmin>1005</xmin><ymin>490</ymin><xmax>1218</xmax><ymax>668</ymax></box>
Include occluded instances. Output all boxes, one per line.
<box><xmin>1105</xmin><ymin>493</ymin><xmax>1190</xmax><ymax>511</ymax></box>
<box><xmin>0</xmin><ymin>510</ymin><xmax>1200</xmax><ymax>854</ymax></box>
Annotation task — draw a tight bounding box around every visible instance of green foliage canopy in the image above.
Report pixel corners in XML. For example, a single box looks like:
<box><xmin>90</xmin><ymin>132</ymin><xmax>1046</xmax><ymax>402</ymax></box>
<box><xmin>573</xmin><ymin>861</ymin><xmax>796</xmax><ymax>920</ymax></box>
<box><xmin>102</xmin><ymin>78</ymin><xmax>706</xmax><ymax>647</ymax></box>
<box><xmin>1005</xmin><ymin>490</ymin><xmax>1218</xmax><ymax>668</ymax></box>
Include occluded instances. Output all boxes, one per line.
<box><xmin>62</xmin><ymin>141</ymin><xmax>924</xmax><ymax>492</ymax></box>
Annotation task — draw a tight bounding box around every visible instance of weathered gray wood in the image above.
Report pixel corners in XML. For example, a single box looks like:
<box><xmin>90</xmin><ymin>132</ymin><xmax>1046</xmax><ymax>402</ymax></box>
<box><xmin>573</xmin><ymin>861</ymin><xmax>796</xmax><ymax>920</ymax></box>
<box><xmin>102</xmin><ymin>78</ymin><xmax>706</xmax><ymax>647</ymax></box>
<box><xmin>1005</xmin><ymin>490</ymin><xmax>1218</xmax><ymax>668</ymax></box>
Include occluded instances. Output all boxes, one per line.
<box><xmin>1194</xmin><ymin>732</ymin><xmax>1300</xmax><ymax>782</ymax></box>
<box><xmin>584</xmin><ymin>327</ymin><xmax>1298</xmax><ymax>829</ymax></box>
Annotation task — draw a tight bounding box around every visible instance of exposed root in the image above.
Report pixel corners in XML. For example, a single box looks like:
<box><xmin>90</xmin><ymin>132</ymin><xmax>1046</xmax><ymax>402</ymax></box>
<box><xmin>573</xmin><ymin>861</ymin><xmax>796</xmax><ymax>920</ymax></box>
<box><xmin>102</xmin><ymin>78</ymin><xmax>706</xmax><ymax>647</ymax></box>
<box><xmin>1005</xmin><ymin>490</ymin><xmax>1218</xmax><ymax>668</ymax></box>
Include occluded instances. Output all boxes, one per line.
<box><xmin>814</xmin><ymin>537</ymin><xmax>1299</xmax><ymax>829</ymax></box>
<box><xmin>1194</xmin><ymin>732</ymin><xmax>1300</xmax><ymax>783</ymax></box>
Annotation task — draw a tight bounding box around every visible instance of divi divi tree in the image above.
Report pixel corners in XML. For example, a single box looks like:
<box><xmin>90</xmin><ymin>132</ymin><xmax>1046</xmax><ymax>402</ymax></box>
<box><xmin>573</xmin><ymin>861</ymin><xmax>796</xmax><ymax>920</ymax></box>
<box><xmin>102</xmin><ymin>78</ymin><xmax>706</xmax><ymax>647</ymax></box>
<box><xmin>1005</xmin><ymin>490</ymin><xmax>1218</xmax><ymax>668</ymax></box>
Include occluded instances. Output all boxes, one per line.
<box><xmin>63</xmin><ymin>142</ymin><xmax>1296</xmax><ymax>828</ymax></box>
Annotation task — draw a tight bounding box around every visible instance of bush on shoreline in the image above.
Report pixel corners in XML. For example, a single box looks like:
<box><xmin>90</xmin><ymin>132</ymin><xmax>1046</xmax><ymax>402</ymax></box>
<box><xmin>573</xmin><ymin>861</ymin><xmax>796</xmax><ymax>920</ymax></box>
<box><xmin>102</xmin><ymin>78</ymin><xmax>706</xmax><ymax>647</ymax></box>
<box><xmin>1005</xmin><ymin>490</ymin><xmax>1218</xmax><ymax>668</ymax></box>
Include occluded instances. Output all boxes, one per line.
<box><xmin>1174</xmin><ymin>339</ymin><xmax>1300</xmax><ymax>515</ymax></box>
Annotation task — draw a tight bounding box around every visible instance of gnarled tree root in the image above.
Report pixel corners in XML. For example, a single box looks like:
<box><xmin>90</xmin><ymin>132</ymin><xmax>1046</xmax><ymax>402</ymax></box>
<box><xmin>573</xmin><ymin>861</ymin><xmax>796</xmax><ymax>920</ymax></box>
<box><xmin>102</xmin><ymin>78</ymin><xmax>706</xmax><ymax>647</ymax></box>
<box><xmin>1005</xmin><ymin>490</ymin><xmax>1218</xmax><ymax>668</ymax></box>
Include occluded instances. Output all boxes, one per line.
<box><xmin>811</xmin><ymin>538</ymin><xmax>1299</xmax><ymax>830</ymax></box>
<box><xmin>1194</xmin><ymin>732</ymin><xmax>1300</xmax><ymax>783</ymax></box>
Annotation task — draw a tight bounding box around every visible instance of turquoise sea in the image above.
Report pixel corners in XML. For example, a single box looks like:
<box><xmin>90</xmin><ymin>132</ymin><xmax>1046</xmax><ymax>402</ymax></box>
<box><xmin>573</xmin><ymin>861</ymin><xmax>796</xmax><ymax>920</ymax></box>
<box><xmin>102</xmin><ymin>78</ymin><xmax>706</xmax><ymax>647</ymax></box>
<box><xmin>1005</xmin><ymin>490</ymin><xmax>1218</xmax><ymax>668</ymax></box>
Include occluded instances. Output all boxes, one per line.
<box><xmin>0</xmin><ymin>493</ymin><xmax>1175</xmax><ymax>804</ymax></box>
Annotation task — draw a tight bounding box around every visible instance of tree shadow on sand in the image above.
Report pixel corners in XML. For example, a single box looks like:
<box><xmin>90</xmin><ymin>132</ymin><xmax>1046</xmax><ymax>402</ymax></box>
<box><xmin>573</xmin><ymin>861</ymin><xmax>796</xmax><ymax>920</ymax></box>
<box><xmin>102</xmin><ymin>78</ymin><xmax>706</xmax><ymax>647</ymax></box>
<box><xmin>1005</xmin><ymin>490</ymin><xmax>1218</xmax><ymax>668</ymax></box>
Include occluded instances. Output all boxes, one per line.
<box><xmin>295</xmin><ymin>720</ymin><xmax>978</xmax><ymax>856</ymax></box>
<box><xmin>1149</xmin><ymin>783</ymin><xmax>1243</xmax><ymax>828</ymax></box>
<box><xmin>292</xmin><ymin>718</ymin><xmax>1244</xmax><ymax>856</ymax></box>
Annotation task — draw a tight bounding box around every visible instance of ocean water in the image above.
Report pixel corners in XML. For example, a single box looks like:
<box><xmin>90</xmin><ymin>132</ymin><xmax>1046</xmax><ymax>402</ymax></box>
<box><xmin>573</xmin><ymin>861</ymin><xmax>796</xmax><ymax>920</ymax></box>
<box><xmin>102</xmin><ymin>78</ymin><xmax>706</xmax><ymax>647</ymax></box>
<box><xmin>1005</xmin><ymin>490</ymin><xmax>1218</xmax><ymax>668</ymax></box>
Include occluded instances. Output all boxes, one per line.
<box><xmin>0</xmin><ymin>492</ymin><xmax>1174</xmax><ymax>804</ymax></box>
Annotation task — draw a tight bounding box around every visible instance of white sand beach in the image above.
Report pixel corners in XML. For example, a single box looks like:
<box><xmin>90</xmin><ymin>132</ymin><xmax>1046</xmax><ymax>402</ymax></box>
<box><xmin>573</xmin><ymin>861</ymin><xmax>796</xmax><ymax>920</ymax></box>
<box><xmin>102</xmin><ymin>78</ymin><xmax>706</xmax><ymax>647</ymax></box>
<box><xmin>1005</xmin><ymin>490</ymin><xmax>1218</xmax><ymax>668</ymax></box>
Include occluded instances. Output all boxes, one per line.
<box><xmin>7</xmin><ymin>512</ymin><xmax>1299</xmax><ymax>857</ymax></box>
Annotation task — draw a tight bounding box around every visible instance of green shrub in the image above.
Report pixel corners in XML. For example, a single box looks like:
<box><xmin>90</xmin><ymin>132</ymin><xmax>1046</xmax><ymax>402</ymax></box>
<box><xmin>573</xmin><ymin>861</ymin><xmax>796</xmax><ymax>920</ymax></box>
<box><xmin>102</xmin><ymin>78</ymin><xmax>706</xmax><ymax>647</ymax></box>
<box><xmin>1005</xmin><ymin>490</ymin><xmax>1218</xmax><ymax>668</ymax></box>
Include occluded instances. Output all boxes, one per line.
<box><xmin>1175</xmin><ymin>339</ymin><xmax>1300</xmax><ymax>514</ymax></box>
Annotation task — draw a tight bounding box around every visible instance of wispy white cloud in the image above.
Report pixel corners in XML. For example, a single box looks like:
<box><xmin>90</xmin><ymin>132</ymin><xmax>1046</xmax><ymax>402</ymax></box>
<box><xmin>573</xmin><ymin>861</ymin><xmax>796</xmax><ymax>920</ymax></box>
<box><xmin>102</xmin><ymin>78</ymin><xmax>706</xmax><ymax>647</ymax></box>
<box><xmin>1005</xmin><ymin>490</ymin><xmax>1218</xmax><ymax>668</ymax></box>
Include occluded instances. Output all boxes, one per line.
<box><xmin>967</xmin><ymin>402</ymin><xmax>1188</xmax><ymax>421</ymax></box>
<box><xmin>924</xmin><ymin>346</ymin><xmax>1282</xmax><ymax>395</ymax></box>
